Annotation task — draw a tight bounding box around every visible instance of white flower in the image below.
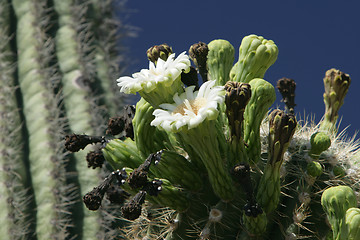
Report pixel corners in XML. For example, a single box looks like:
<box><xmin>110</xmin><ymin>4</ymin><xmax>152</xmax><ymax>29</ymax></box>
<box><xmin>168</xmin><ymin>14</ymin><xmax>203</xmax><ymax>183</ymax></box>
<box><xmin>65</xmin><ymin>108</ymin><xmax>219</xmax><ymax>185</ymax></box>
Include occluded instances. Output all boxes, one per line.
<box><xmin>151</xmin><ymin>80</ymin><xmax>224</xmax><ymax>132</ymax></box>
<box><xmin>117</xmin><ymin>52</ymin><xmax>190</xmax><ymax>94</ymax></box>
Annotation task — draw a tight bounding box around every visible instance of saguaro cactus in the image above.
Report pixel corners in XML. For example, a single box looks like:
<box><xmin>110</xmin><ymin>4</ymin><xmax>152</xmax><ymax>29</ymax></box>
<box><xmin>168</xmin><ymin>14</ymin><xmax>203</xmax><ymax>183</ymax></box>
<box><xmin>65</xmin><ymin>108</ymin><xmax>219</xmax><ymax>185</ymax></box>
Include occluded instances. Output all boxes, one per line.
<box><xmin>70</xmin><ymin>34</ymin><xmax>359</xmax><ymax>239</ymax></box>
<box><xmin>0</xmin><ymin>0</ymin><xmax>128</xmax><ymax>239</ymax></box>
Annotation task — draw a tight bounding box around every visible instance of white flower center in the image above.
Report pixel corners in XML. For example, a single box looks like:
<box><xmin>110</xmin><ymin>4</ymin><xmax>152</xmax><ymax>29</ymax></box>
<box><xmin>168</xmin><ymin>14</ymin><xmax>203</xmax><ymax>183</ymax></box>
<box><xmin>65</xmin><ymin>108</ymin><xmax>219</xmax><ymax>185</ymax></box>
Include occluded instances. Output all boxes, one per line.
<box><xmin>173</xmin><ymin>97</ymin><xmax>207</xmax><ymax>115</ymax></box>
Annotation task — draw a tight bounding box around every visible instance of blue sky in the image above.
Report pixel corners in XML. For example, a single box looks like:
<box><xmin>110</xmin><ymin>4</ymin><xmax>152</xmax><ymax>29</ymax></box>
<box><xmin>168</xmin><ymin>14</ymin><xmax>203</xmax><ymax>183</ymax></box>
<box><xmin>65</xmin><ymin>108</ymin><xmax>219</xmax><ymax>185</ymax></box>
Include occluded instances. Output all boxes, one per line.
<box><xmin>121</xmin><ymin>0</ymin><xmax>360</xmax><ymax>138</ymax></box>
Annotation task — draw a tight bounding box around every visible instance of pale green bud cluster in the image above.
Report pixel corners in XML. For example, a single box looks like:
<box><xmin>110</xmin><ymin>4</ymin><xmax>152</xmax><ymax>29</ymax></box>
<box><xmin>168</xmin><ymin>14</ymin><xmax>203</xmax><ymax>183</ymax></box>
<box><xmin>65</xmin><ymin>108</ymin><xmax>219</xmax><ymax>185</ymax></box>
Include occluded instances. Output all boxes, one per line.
<box><xmin>321</xmin><ymin>186</ymin><xmax>358</xmax><ymax>240</ymax></box>
<box><xmin>230</xmin><ymin>34</ymin><xmax>278</xmax><ymax>83</ymax></box>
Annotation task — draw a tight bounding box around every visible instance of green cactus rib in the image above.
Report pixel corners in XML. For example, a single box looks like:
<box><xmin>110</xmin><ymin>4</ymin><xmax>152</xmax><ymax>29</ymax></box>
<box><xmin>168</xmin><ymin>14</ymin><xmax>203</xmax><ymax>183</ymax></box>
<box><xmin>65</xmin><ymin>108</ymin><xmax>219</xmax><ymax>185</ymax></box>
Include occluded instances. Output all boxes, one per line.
<box><xmin>53</xmin><ymin>0</ymin><xmax>106</xmax><ymax>238</ymax></box>
<box><xmin>0</xmin><ymin>3</ymin><xmax>33</xmax><ymax>238</ymax></box>
<box><xmin>11</xmin><ymin>0</ymin><xmax>75</xmax><ymax>238</ymax></box>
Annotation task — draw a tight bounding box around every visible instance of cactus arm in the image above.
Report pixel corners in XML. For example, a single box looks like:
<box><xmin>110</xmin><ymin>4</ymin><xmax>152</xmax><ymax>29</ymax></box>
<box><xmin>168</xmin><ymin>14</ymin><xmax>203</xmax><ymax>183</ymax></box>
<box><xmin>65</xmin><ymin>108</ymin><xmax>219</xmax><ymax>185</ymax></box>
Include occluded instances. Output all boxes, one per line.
<box><xmin>53</xmin><ymin>0</ymin><xmax>106</xmax><ymax>238</ymax></box>
<box><xmin>11</xmin><ymin>0</ymin><xmax>75</xmax><ymax>238</ymax></box>
<box><xmin>87</xmin><ymin>0</ymin><xmax>126</xmax><ymax>117</ymax></box>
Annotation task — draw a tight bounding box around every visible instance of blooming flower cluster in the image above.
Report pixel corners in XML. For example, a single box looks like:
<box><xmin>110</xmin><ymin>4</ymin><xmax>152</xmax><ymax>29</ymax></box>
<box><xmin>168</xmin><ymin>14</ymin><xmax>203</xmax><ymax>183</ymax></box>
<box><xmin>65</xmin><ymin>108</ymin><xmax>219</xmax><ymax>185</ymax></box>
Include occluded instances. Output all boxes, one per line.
<box><xmin>117</xmin><ymin>52</ymin><xmax>190</xmax><ymax>94</ymax></box>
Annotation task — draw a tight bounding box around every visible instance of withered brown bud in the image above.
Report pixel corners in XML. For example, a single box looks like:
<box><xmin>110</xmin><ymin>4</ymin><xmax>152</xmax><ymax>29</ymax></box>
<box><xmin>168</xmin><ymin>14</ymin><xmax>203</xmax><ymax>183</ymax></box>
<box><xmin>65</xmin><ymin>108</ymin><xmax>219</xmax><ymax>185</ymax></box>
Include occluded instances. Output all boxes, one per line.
<box><xmin>121</xmin><ymin>191</ymin><xmax>147</xmax><ymax>220</ymax></box>
<box><xmin>65</xmin><ymin>134</ymin><xmax>104</xmax><ymax>152</ymax></box>
<box><xmin>276</xmin><ymin>77</ymin><xmax>296</xmax><ymax>114</ymax></box>
<box><xmin>86</xmin><ymin>150</ymin><xmax>105</xmax><ymax>169</ymax></box>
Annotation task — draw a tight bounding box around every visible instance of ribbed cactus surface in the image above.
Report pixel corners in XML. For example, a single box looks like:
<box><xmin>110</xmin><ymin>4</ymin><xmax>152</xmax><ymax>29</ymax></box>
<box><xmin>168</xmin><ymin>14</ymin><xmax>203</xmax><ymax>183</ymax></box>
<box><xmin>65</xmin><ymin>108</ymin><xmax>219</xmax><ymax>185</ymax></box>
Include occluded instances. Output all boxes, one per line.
<box><xmin>0</xmin><ymin>0</ymin><xmax>127</xmax><ymax>239</ymax></box>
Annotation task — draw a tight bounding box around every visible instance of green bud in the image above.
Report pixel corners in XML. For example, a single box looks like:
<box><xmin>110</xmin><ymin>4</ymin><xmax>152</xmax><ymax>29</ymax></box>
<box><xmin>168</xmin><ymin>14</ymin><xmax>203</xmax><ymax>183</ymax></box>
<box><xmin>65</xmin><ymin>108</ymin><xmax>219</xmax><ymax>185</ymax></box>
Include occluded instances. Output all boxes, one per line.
<box><xmin>307</xmin><ymin>161</ymin><xmax>323</xmax><ymax>177</ymax></box>
<box><xmin>230</xmin><ymin>34</ymin><xmax>278</xmax><ymax>83</ymax></box>
<box><xmin>309</xmin><ymin>132</ymin><xmax>331</xmax><ymax>159</ymax></box>
<box><xmin>224</xmin><ymin>81</ymin><xmax>252</xmax><ymax>140</ymax></box>
<box><xmin>320</xmin><ymin>68</ymin><xmax>351</xmax><ymax>133</ymax></box>
<box><xmin>268</xmin><ymin>109</ymin><xmax>297</xmax><ymax>166</ymax></box>
<box><xmin>207</xmin><ymin>39</ymin><xmax>235</xmax><ymax>86</ymax></box>
<box><xmin>321</xmin><ymin>186</ymin><xmax>357</xmax><ymax>240</ymax></box>
<box><xmin>346</xmin><ymin>208</ymin><xmax>360</xmax><ymax>240</ymax></box>
<box><xmin>333</xmin><ymin>165</ymin><xmax>346</xmax><ymax>178</ymax></box>
<box><xmin>146</xmin><ymin>43</ymin><xmax>173</xmax><ymax>63</ymax></box>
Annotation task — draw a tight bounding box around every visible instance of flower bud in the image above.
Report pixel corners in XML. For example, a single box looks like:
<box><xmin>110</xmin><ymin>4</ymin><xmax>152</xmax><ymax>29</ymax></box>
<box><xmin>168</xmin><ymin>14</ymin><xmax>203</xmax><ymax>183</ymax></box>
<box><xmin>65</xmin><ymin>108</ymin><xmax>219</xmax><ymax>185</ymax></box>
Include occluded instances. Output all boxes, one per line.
<box><xmin>225</xmin><ymin>81</ymin><xmax>251</xmax><ymax>140</ymax></box>
<box><xmin>321</xmin><ymin>68</ymin><xmax>351</xmax><ymax>133</ymax></box>
<box><xmin>268</xmin><ymin>109</ymin><xmax>297</xmax><ymax>165</ymax></box>
<box><xmin>189</xmin><ymin>42</ymin><xmax>209</xmax><ymax>82</ymax></box>
<box><xmin>276</xmin><ymin>77</ymin><xmax>296</xmax><ymax>114</ymax></box>
<box><xmin>146</xmin><ymin>43</ymin><xmax>173</xmax><ymax>63</ymax></box>
<box><xmin>309</xmin><ymin>132</ymin><xmax>331</xmax><ymax>159</ymax></box>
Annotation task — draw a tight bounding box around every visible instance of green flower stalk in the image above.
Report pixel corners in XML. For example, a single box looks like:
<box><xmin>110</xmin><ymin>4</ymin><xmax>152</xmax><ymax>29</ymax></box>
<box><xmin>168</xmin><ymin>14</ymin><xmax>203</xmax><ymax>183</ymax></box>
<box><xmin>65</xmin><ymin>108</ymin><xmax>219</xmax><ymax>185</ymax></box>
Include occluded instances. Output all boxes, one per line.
<box><xmin>243</xmin><ymin>78</ymin><xmax>276</xmax><ymax>165</ymax></box>
<box><xmin>152</xmin><ymin>80</ymin><xmax>235</xmax><ymax>201</ymax></box>
<box><xmin>230</xmin><ymin>34</ymin><xmax>278</xmax><ymax>83</ymax></box>
<box><xmin>207</xmin><ymin>39</ymin><xmax>235</xmax><ymax>86</ymax></box>
<box><xmin>257</xmin><ymin>109</ymin><xmax>297</xmax><ymax>214</ymax></box>
<box><xmin>321</xmin><ymin>186</ymin><xmax>357</xmax><ymax>240</ymax></box>
<box><xmin>320</xmin><ymin>68</ymin><xmax>351</xmax><ymax>133</ymax></box>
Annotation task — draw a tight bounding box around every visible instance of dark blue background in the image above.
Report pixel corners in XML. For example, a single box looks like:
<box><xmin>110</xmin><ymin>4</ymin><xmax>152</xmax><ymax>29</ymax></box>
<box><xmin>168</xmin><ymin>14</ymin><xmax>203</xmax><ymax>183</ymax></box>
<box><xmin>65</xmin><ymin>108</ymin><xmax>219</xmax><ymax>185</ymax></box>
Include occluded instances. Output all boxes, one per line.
<box><xmin>121</xmin><ymin>0</ymin><xmax>360</xmax><ymax>138</ymax></box>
